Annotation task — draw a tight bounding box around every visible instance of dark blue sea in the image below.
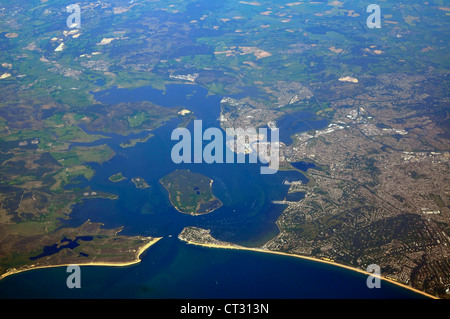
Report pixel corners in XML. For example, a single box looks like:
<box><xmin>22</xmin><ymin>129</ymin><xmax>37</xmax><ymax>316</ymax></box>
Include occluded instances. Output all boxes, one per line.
<box><xmin>0</xmin><ymin>84</ymin><xmax>427</xmax><ymax>299</ymax></box>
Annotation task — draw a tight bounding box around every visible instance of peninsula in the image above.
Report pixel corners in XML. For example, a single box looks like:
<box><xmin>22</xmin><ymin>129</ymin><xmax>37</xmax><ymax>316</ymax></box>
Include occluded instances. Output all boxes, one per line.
<box><xmin>0</xmin><ymin>221</ymin><xmax>162</xmax><ymax>281</ymax></box>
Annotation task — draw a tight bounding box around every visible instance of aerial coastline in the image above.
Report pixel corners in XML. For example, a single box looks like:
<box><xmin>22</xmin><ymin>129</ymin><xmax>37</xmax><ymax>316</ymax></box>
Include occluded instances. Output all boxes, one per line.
<box><xmin>178</xmin><ymin>227</ymin><xmax>437</xmax><ymax>299</ymax></box>
<box><xmin>0</xmin><ymin>0</ymin><xmax>448</xmax><ymax>300</ymax></box>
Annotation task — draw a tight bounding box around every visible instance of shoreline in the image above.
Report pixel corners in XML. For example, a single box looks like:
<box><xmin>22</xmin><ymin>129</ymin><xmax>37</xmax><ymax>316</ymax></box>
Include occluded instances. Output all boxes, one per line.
<box><xmin>0</xmin><ymin>237</ymin><xmax>162</xmax><ymax>282</ymax></box>
<box><xmin>181</xmin><ymin>239</ymin><xmax>438</xmax><ymax>299</ymax></box>
<box><xmin>0</xmin><ymin>233</ymin><xmax>439</xmax><ymax>299</ymax></box>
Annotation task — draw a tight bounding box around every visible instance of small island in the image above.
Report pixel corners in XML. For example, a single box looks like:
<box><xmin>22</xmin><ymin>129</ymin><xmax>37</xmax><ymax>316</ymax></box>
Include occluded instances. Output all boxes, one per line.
<box><xmin>109</xmin><ymin>172</ymin><xmax>126</xmax><ymax>183</ymax></box>
<box><xmin>160</xmin><ymin>169</ymin><xmax>222</xmax><ymax>215</ymax></box>
<box><xmin>132</xmin><ymin>177</ymin><xmax>150</xmax><ymax>189</ymax></box>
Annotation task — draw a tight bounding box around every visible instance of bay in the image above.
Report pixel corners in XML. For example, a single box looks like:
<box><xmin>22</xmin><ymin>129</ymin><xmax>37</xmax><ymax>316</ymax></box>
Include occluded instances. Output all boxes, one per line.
<box><xmin>0</xmin><ymin>84</ymin><xmax>426</xmax><ymax>299</ymax></box>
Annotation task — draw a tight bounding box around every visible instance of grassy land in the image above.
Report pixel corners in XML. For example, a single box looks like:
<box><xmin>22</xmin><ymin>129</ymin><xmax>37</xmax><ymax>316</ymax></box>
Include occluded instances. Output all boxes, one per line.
<box><xmin>50</xmin><ymin>144</ymin><xmax>115</xmax><ymax>167</ymax></box>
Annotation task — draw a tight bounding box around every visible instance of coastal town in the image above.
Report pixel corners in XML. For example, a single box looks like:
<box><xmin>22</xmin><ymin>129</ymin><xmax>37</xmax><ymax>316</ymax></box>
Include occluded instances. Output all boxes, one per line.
<box><xmin>216</xmin><ymin>70</ymin><xmax>450</xmax><ymax>297</ymax></box>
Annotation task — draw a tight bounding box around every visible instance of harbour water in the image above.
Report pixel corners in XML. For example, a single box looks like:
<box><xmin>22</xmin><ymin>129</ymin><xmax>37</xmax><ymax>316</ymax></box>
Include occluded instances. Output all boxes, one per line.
<box><xmin>0</xmin><ymin>84</ymin><xmax>427</xmax><ymax>298</ymax></box>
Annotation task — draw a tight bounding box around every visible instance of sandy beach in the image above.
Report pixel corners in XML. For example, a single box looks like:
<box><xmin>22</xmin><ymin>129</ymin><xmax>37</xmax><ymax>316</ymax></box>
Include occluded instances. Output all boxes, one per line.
<box><xmin>181</xmin><ymin>239</ymin><xmax>438</xmax><ymax>299</ymax></box>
